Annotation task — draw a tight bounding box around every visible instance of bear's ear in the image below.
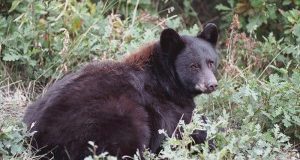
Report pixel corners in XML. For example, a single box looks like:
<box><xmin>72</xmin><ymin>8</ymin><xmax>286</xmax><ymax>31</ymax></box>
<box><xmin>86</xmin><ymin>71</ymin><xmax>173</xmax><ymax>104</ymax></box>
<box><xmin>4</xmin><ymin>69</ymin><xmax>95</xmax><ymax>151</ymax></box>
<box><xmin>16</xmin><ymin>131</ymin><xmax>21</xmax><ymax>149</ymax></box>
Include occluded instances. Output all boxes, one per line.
<box><xmin>197</xmin><ymin>23</ymin><xmax>218</xmax><ymax>46</ymax></box>
<box><xmin>160</xmin><ymin>28</ymin><xmax>185</xmax><ymax>54</ymax></box>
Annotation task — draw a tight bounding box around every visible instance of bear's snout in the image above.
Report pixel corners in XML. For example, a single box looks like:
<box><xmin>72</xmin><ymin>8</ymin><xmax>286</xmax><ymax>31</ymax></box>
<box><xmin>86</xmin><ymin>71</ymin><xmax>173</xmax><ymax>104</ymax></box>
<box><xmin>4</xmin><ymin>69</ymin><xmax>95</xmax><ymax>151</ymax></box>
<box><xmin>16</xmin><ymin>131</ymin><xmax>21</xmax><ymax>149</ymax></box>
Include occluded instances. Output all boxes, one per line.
<box><xmin>195</xmin><ymin>80</ymin><xmax>218</xmax><ymax>94</ymax></box>
<box><xmin>206</xmin><ymin>82</ymin><xmax>218</xmax><ymax>92</ymax></box>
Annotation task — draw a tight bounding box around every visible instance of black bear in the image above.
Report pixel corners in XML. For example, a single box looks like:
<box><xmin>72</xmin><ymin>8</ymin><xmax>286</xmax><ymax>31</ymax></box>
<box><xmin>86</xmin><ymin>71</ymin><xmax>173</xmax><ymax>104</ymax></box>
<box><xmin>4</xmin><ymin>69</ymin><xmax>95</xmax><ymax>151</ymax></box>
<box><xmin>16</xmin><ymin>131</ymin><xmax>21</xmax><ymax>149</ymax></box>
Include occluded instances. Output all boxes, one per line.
<box><xmin>23</xmin><ymin>23</ymin><xmax>219</xmax><ymax>160</ymax></box>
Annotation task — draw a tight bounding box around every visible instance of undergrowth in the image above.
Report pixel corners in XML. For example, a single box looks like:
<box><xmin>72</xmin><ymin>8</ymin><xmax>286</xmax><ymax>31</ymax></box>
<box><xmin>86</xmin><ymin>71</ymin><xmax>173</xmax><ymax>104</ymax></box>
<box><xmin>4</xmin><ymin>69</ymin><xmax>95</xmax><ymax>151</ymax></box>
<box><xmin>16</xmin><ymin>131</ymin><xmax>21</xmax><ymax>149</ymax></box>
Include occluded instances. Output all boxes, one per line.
<box><xmin>0</xmin><ymin>0</ymin><xmax>299</xmax><ymax>159</ymax></box>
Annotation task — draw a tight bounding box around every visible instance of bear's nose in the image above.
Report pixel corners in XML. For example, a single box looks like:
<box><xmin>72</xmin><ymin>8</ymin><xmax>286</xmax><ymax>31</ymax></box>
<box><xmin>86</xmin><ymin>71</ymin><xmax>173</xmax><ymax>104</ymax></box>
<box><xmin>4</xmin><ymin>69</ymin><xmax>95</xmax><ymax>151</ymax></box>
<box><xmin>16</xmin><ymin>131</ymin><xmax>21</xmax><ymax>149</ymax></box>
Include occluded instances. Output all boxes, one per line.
<box><xmin>207</xmin><ymin>83</ymin><xmax>218</xmax><ymax>92</ymax></box>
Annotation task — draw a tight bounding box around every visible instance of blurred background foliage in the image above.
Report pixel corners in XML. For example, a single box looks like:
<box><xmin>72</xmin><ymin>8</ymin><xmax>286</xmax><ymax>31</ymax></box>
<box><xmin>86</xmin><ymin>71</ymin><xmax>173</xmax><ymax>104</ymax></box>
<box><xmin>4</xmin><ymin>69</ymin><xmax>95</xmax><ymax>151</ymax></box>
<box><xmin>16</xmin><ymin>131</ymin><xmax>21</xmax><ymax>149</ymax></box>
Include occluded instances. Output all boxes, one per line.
<box><xmin>0</xmin><ymin>0</ymin><xmax>299</xmax><ymax>159</ymax></box>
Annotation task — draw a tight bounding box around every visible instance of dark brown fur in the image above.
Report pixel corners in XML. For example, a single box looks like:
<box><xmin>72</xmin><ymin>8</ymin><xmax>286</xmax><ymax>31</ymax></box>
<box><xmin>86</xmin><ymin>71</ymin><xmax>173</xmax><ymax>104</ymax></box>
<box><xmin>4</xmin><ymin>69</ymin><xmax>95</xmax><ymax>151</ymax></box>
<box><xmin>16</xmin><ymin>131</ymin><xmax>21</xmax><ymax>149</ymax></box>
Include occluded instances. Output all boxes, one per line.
<box><xmin>24</xmin><ymin>43</ymin><xmax>193</xmax><ymax>160</ymax></box>
<box><xmin>23</xmin><ymin>25</ymin><xmax>219</xmax><ymax>159</ymax></box>
<box><xmin>124</xmin><ymin>42</ymin><xmax>155</xmax><ymax>68</ymax></box>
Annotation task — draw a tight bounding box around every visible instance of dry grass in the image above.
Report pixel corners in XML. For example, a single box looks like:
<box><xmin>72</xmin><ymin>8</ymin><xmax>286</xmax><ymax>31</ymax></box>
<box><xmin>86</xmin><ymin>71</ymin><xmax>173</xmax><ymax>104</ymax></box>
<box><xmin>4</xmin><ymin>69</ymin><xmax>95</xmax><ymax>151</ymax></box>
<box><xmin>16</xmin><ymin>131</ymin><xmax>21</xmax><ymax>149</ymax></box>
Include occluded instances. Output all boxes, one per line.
<box><xmin>0</xmin><ymin>78</ymin><xmax>45</xmax><ymax>126</ymax></box>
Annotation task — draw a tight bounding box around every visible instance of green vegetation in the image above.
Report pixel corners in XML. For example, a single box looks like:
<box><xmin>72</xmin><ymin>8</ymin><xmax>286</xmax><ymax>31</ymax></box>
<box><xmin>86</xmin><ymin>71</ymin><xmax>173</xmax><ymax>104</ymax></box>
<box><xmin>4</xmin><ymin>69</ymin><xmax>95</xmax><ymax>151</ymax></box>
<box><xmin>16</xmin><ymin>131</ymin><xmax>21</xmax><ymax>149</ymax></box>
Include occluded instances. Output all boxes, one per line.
<box><xmin>0</xmin><ymin>0</ymin><xmax>299</xmax><ymax>159</ymax></box>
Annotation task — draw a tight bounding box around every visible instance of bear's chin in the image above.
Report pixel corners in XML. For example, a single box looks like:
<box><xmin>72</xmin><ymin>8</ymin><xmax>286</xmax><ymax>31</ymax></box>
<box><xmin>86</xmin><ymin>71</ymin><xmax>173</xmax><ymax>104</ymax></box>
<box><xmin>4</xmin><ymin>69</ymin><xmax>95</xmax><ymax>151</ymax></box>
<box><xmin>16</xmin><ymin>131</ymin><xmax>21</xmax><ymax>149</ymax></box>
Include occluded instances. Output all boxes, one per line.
<box><xmin>192</xmin><ymin>89</ymin><xmax>215</xmax><ymax>95</ymax></box>
<box><xmin>191</xmin><ymin>89</ymin><xmax>203</xmax><ymax>95</ymax></box>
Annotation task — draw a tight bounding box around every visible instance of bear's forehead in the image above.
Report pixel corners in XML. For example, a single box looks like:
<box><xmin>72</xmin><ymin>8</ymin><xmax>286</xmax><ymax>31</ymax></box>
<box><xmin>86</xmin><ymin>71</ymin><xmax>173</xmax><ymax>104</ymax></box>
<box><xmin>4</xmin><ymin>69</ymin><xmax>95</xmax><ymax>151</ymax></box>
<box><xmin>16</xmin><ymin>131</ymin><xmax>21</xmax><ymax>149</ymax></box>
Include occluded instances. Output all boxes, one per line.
<box><xmin>181</xmin><ymin>36</ymin><xmax>217</xmax><ymax>59</ymax></box>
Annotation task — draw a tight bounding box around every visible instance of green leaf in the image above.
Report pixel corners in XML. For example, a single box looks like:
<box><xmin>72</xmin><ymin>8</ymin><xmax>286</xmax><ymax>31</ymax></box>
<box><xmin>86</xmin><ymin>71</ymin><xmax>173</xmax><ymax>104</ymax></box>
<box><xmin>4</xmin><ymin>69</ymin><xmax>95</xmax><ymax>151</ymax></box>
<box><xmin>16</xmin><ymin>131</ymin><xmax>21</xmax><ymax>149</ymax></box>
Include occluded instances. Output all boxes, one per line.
<box><xmin>283</xmin><ymin>0</ymin><xmax>291</xmax><ymax>5</ymax></box>
<box><xmin>216</xmin><ymin>4</ymin><xmax>231</xmax><ymax>11</ymax></box>
<box><xmin>246</xmin><ymin>15</ymin><xmax>265</xmax><ymax>32</ymax></box>
<box><xmin>9</xmin><ymin>0</ymin><xmax>23</xmax><ymax>13</ymax></box>
<box><xmin>283</xmin><ymin>119</ymin><xmax>292</xmax><ymax>127</ymax></box>
<box><xmin>2</xmin><ymin>53</ymin><xmax>20</xmax><ymax>61</ymax></box>
<box><xmin>250</xmin><ymin>0</ymin><xmax>264</xmax><ymax>8</ymax></box>
<box><xmin>292</xmin><ymin>23</ymin><xmax>300</xmax><ymax>42</ymax></box>
<box><xmin>267</xmin><ymin>4</ymin><xmax>277</xmax><ymax>20</ymax></box>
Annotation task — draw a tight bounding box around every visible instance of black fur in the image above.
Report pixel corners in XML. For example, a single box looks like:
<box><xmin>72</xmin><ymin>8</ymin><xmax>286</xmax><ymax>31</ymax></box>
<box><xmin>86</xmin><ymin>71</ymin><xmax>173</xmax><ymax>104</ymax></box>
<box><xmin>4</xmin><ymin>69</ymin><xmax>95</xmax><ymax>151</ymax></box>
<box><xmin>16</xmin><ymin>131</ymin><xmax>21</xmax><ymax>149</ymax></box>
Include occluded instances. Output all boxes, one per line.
<box><xmin>23</xmin><ymin>24</ymin><xmax>219</xmax><ymax>159</ymax></box>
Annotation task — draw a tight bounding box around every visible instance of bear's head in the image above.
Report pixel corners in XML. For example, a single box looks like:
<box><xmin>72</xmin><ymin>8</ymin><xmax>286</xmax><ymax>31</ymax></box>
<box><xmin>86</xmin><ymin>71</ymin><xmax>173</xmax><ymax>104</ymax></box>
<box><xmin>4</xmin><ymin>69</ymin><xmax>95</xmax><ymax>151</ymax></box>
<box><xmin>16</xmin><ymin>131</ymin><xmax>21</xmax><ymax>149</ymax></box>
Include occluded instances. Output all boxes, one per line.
<box><xmin>160</xmin><ymin>23</ymin><xmax>219</xmax><ymax>95</ymax></box>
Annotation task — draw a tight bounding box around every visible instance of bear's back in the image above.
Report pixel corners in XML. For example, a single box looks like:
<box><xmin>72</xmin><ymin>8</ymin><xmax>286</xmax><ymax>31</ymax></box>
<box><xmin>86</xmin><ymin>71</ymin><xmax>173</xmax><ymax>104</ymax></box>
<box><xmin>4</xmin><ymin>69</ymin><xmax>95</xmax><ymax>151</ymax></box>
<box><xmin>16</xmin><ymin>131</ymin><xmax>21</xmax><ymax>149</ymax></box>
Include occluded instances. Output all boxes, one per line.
<box><xmin>23</xmin><ymin>60</ymin><xmax>152</xmax><ymax>159</ymax></box>
<box><xmin>24</xmin><ymin>60</ymin><xmax>146</xmax><ymax>125</ymax></box>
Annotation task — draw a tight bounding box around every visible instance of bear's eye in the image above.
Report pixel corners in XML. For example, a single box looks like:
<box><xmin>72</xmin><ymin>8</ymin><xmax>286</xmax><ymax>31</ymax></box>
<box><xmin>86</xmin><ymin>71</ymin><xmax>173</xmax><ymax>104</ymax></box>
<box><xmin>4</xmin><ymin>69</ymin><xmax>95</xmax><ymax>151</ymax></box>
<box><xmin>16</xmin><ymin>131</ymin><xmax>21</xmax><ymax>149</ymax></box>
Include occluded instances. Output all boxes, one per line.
<box><xmin>207</xmin><ymin>60</ymin><xmax>214</xmax><ymax>68</ymax></box>
<box><xmin>190</xmin><ymin>63</ymin><xmax>201</xmax><ymax>70</ymax></box>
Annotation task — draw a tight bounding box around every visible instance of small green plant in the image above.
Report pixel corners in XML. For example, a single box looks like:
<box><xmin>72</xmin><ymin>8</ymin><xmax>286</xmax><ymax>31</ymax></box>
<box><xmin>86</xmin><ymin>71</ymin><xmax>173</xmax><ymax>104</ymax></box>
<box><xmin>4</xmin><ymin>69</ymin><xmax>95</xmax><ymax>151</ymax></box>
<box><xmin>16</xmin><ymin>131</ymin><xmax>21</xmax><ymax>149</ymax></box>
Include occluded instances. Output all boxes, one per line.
<box><xmin>0</xmin><ymin>123</ymin><xmax>33</xmax><ymax>159</ymax></box>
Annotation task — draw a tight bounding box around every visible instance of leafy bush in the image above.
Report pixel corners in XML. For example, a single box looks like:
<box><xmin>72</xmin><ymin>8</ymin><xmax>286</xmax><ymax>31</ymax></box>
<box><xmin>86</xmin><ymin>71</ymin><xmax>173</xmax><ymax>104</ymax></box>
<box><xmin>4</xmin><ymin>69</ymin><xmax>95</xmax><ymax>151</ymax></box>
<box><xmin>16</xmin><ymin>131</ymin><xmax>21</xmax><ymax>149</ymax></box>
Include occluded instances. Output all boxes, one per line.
<box><xmin>0</xmin><ymin>124</ymin><xmax>30</xmax><ymax>159</ymax></box>
<box><xmin>195</xmin><ymin>70</ymin><xmax>300</xmax><ymax>158</ymax></box>
<box><xmin>216</xmin><ymin>0</ymin><xmax>300</xmax><ymax>74</ymax></box>
<box><xmin>0</xmin><ymin>0</ymin><xmax>168</xmax><ymax>83</ymax></box>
